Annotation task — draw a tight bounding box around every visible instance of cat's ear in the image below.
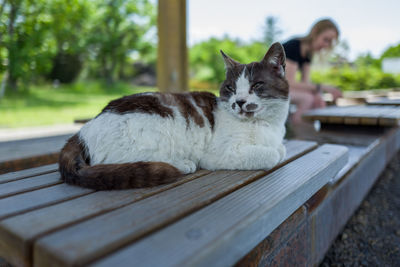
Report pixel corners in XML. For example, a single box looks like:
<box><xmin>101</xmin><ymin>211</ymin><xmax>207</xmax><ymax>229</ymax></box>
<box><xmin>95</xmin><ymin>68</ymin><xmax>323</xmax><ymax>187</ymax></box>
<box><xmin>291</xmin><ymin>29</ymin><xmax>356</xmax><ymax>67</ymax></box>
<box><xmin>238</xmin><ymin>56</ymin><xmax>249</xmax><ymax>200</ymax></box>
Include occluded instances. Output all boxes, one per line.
<box><xmin>220</xmin><ymin>50</ymin><xmax>240</xmax><ymax>69</ymax></box>
<box><xmin>261</xmin><ymin>42</ymin><xmax>286</xmax><ymax>78</ymax></box>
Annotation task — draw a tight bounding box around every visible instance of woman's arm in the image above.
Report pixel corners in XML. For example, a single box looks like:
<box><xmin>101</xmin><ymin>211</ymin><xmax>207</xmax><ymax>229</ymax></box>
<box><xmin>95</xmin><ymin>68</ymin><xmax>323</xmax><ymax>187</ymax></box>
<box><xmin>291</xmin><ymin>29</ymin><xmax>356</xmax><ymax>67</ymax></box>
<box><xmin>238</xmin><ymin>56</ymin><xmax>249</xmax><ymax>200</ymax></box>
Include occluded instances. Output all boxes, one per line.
<box><xmin>286</xmin><ymin>60</ymin><xmax>342</xmax><ymax>99</ymax></box>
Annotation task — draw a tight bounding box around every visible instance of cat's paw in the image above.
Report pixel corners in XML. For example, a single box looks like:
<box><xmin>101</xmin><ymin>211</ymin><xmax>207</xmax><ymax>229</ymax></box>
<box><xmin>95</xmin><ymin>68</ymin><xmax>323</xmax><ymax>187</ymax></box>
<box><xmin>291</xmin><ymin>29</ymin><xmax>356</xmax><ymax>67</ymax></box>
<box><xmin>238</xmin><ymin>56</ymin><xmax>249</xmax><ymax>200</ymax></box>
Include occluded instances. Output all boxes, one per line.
<box><xmin>262</xmin><ymin>148</ymin><xmax>281</xmax><ymax>169</ymax></box>
<box><xmin>174</xmin><ymin>159</ymin><xmax>198</xmax><ymax>174</ymax></box>
<box><xmin>277</xmin><ymin>144</ymin><xmax>286</xmax><ymax>162</ymax></box>
<box><xmin>240</xmin><ymin>145</ymin><xmax>281</xmax><ymax>170</ymax></box>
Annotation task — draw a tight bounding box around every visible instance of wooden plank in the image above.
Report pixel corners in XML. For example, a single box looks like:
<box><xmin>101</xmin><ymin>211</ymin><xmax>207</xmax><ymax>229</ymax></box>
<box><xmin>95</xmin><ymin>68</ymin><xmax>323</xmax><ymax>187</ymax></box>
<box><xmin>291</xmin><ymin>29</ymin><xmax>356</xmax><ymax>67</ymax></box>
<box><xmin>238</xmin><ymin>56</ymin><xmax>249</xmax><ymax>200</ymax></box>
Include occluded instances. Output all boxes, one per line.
<box><xmin>0</xmin><ymin>172</ymin><xmax>61</xmax><ymax>199</ymax></box>
<box><xmin>0</xmin><ymin>184</ymin><xmax>92</xmax><ymax>220</ymax></box>
<box><xmin>91</xmin><ymin>144</ymin><xmax>348</xmax><ymax>267</ymax></box>
<box><xmin>0</xmin><ymin>170</ymin><xmax>210</xmax><ymax>267</ymax></box>
<box><xmin>367</xmin><ymin>98</ymin><xmax>400</xmax><ymax>105</ymax></box>
<box><xmin>330</xmin><ymin>144</ymin><xmax>373</xmax><ymax>184</ymax></box>
<box><xmin>33</xmin><ymin>140</ymin><xmax>317</xmax><ymax>267</ymax></box>
<box><xmin>378</xmin><ymin>107</ymin><xmax>400</xmax><ymax>126</ymax></box>
<box><xmin>0</xmin><ymin>163</ymin><xmax>58</xmax><ymax>184</ymax></box>
<box><xmin>0</xmin><ymin>135</ymin><xmax>70</xmax><ymax>163</ymax></box>
<box><xmin>303</xmin><ymin>105</ymin><xmax>400</xmax><ymax>126</ymax></box>
<box><xmin>0</xmin><ymin>185</ymin><xmax>92</xmax><ymax>267</ymax></box>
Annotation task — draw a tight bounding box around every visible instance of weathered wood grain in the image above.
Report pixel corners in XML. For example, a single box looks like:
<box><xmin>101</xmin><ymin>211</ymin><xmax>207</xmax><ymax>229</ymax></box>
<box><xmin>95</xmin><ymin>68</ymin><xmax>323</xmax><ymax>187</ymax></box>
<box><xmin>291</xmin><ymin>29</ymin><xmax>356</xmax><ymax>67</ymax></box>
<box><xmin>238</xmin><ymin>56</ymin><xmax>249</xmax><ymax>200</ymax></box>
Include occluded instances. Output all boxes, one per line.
<box><xmin>33</xmin><ymin>140</ymin><xmax>317</xmax><ymax>267</ymax></box>
<box><xmin>330</xmin><ymin>144</ymin><xmax>373</xmax><ymax>185</ymax></box>
<box><xmin>91</xmin><ymin>144</ymin><xmax>348</xmax><ymax>267</ymax></box>
<box><xmin>0</xmin><ymin>135</ymin><xmax>70</xmax><ymax>163</ymax></box>
<box><xmin>0</xmin><ymin>172</ymin><xmax>61</xmax><ymax>199</ymax></box>
<box><xmin>0</xmin><ymin>164</ymin><xmax>58</xmax><ymax>184</ymax></box>
<box><xmin>0</xmin><ymin>184</ymin><xmax>92</xmax><ymax>220</ymax></box>
<box><xmin>0</xmin><ymin>170</ymin><xmax>210</xmax><ymax>267</ymax></box>
<box><xmin>0</xmin><ymin>184</ymin><xmax>92</xmax><ymax>267</ymax></box>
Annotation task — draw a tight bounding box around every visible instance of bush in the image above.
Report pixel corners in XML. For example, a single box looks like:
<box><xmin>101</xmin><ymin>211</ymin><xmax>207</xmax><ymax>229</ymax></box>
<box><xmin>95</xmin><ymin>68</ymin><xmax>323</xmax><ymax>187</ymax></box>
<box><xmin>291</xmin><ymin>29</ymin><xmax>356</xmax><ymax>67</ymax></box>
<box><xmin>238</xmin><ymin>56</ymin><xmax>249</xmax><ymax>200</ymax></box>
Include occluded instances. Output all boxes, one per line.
<box><xmin>189</xmin><ymin>37</ymin><xmax>269</xmax><ymax>87</ymax></box>
<box><xmin>311</xmin><ymin>65</ymin><xmax>400</xmax><ymax>91</ymax></box>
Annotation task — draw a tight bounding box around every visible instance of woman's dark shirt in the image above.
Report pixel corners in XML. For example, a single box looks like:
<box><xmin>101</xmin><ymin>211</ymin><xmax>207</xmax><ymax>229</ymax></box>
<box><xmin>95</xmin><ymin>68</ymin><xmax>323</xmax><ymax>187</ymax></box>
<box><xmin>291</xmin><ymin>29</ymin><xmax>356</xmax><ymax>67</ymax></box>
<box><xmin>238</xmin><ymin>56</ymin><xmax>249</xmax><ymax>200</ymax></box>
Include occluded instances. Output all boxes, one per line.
<box><xmin>282</xmin><ymin>39</ymin><xmax>311</xmax><ymax>68</ymax></box>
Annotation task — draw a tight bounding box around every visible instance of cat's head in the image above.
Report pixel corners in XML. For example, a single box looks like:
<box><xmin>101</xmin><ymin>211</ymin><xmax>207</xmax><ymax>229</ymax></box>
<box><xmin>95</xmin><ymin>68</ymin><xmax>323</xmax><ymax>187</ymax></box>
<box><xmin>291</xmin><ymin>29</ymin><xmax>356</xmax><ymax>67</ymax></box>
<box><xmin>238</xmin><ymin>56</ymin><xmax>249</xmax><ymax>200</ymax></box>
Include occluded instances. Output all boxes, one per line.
<box><xmin>219</xmin><ymin>42</ymin><xmax>289</xmax><ymax>120</ymax></box>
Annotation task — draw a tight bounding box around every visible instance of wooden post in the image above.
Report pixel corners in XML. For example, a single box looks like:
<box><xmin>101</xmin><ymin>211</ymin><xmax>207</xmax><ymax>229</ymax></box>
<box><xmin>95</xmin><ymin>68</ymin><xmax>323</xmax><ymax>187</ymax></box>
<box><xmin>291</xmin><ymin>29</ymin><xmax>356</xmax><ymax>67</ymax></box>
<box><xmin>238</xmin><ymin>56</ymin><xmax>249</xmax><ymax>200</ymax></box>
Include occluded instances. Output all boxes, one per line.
<box><xmin>157</xmin><ymin>0</ymin><xmax>188</xmax><ymax>92</ymax></box>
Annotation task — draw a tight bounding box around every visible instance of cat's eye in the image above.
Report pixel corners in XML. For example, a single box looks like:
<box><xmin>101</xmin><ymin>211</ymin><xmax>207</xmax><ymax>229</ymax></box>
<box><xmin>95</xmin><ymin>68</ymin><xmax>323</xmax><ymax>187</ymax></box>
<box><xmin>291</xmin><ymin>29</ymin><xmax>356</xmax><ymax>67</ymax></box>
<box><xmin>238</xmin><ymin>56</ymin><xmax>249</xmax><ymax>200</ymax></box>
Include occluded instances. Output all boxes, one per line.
<box><xmin>252</xmin><ymin>82</ymin><xmax>264</xmax><ymax>89</ymax></box>
<box><xmin>226</xmin><ymin>85</ymin><xmax>234</xmax><ymax>92</ymax></box>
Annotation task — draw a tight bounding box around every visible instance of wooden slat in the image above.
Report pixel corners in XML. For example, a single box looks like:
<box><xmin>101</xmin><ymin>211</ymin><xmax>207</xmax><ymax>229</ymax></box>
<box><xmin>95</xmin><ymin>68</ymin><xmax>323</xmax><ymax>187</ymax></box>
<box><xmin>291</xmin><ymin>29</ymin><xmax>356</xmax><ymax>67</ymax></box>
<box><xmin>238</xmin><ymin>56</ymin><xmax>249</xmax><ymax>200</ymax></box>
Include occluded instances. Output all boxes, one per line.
<box><xmin>0</xmin><ymin>164</ymin><xmax>58</xmax><ymax>184</ymax></box>
<box><xmin>330</xmin><ymin>144</ymin><xmax>372</xmax><ymax>184</ymax></box>
<box><xmin>0</xmin><ymin>173</ymin><xmax>61</xmax><ymax>199</ymax></box>
<box><xmin>0</xmin><ymin>184</ymin><xmax>92</xmax><ymax>220</ymax></box>
<box><xmin>367</xmin><ymin>98</ymin><xmax>400</xmax><ymax>106</ymax></box>
<box><xmin>303</xmin><ymin>105</ymin><xmax>400</xmax><ymax>126</ymax></box>
<box><xmin>0</xmin><ymin>184</ymin><xmax>92</xmax><ymax>267</ymax></box>
<box><xmin>0</xmin><ymin>135</ymin><xmax>70</xmax><ymax>163</ymax></box>
<box><xmin>91</xmin><ymin>144</ymin><xmax>348</xmax><ymax>267</ymax></box>
<box><xmin>32</xmin><ymin>140</ymin><xmax>317</xmax><ymax>267</ymax></box>
<box><xmin>378</xmin><ymin>107</ymin><xmax>400</xmax><ymax>126</ymax></box>
<box><xmin>0</xmin><ymin>170</ymin><xmax>210</xmax><ymax>267</ymax></box>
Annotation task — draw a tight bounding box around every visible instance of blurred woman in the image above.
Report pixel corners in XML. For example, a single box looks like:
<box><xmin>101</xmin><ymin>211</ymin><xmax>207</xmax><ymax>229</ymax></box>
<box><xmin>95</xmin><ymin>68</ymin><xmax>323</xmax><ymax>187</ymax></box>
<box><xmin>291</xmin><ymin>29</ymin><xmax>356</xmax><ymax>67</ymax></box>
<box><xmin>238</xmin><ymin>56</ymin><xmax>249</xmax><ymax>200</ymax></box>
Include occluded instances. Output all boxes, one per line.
<box><xmin>283</xmin><ymin>18</ymin><xmax>342</xmax><ymax>124</ymax></box>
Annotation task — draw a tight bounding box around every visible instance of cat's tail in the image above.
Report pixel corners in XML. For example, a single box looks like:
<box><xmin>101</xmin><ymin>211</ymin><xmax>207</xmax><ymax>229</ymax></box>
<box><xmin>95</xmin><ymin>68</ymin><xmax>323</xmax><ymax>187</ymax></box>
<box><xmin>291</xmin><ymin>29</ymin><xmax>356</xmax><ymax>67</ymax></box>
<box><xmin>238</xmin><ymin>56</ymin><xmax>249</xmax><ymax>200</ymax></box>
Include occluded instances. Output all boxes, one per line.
<box><xmin>58</xmin><ymin>134</ymin><xmax>182</xmax><ymax>190</ymax></box>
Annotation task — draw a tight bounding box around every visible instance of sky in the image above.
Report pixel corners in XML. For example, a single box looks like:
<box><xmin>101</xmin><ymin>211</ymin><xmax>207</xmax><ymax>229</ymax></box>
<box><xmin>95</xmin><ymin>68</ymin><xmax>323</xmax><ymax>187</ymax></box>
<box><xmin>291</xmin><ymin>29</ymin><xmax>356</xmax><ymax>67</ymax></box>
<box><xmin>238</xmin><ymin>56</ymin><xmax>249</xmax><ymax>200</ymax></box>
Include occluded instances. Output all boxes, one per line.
<box><xmin>188</xmin><ymin>0</ymin><xmax>400</xmax><ymax>60</ymax></box>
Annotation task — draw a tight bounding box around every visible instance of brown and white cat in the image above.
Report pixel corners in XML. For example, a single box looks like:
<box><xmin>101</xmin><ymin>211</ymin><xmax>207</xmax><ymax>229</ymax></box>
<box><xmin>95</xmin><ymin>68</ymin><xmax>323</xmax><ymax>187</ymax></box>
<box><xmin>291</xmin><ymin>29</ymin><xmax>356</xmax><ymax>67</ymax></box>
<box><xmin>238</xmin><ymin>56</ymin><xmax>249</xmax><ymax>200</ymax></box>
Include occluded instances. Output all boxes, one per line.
<box><xmin>59</xmin><ymin>42</ymin><xmax>289</xmax><ymax>190</ymax></box>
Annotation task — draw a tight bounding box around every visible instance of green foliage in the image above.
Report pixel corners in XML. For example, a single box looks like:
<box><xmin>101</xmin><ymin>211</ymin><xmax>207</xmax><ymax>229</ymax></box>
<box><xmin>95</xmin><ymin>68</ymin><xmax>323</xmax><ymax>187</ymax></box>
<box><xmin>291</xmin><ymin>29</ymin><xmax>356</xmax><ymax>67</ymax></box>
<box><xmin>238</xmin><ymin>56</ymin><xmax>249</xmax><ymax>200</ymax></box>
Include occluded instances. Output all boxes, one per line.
<box><xmin>87</xmin><ymin>0</ymin><xmax>156</xmax><ymax>82</ymax></box>
<box><xmin>189</xmin><ymin>37</ymin><xmax>268</xmax><ymax>86</ymax></box>
<box><xmin>0</xmin><ymin>81</ymin><xmax>157</xmax><ymax>127</ymax></box>
<box><xmin>311</xmin><ymin>64</ymin><xmax>400</xmax><ymax>91</ymax></box>
<box><xmin>0</xmin><ymin>0</ymin><xmax>156</xmax><ymax>92</ymax></box>
<box><xmin>381</xmin><ymin>43</ymin><xmax>400</xmax><ymax>59</ymax></box>
<box><xmin>0</xmin><ymin>0</ymin><xmax>55</xmax><ymax>89</ymax></box>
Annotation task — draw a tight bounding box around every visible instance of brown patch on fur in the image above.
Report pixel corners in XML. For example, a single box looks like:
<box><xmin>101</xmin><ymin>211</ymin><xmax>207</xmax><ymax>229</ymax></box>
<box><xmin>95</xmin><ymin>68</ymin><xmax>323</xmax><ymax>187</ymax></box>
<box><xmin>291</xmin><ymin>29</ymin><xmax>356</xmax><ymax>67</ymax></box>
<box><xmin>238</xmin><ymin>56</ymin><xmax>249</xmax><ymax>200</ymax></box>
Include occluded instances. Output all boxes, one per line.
<box><xmin>101</xmin><ymin>93</ymin><xmax>174</xmax><ymax>118</ymax></box>
<box><xmin>172</xmin><ymin>93</ymin><xmax>205</xmax><ymax>128</ymax></box>
<box><xmin>59</xmin><ymin>134</ymin><xmax>182</xmax><ymax>190</ymax></box>
<box><xmin>190</xmin><ymin>92</ymin><xmax>217</xmax><ymax>129</ymax></box>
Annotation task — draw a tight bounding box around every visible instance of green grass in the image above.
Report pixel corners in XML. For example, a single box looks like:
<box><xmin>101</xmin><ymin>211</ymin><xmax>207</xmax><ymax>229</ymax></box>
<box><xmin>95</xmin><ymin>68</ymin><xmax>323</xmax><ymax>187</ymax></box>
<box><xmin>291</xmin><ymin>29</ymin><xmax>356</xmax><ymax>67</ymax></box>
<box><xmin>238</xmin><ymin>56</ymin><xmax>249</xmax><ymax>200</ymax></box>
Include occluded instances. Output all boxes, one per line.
<box><xmin>0</xmin><ymin>81</ymin><xmax>158</xmax><ymax>128</ymax></box>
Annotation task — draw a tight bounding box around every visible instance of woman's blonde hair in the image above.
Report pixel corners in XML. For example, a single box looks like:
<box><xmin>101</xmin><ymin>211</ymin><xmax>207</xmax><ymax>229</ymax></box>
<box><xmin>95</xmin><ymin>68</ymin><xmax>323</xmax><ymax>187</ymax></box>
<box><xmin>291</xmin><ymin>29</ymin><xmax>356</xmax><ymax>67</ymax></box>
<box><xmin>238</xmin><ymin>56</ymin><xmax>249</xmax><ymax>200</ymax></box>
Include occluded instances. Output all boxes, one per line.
<box><xmin>302</xmin><ymin>18</ymin><xmax>340</xmax><ymax>45</ymax></box>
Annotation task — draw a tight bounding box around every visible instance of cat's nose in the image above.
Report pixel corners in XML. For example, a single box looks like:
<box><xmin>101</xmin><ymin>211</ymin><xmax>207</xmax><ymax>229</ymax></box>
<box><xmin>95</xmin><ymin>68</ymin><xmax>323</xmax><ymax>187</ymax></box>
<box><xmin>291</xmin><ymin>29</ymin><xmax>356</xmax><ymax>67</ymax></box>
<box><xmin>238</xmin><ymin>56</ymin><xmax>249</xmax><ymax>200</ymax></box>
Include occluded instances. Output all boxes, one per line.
<box><xmin>236</xmin><ymin>100</ymin><xmax>246</xmax><ymax>108</ymax></box>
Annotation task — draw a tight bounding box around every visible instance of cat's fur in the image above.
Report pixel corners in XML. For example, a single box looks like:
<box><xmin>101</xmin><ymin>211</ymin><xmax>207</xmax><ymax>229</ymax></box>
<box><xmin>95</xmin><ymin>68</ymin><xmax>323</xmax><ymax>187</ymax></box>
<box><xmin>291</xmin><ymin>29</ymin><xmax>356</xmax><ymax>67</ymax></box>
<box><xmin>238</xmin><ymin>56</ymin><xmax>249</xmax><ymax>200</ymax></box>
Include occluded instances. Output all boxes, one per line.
<box><xmin>59</xmin><ymin>42</ymin><xmax>289</xmax><ymax>190</ymax></box>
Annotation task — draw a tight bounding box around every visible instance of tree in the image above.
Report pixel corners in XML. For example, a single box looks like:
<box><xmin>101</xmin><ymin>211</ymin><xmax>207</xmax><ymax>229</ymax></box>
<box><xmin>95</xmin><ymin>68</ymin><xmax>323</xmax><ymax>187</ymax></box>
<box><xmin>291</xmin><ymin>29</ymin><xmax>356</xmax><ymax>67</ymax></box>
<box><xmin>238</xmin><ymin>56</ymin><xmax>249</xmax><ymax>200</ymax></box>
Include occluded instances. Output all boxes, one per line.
<box><xmin>263</xmin><ymin>16</ymin><xmax>282</xmax><ymax>47</ymax></box>
<box><xmin>87</xmin><ymin>0</ymin><xmax>155</xmax><ymax>84</ymax></box>
<box><xmin>190</xmin><ymin>37</ymin><xmax>267</xmax><ymax>84</ymax></box>
<box><xmin>47</xmin><ymin>0</ymin><xmax>93</xmax><ymax>83</ymax></box>
<box><xmin>381</xmin><ymin>43</ymin><xmax>400</xmax><ymax>59</ymax></box>
<box><xmin>0</xmin><ymin>0</ymin><xmax>53</xmax><ymax>92</ymax></box>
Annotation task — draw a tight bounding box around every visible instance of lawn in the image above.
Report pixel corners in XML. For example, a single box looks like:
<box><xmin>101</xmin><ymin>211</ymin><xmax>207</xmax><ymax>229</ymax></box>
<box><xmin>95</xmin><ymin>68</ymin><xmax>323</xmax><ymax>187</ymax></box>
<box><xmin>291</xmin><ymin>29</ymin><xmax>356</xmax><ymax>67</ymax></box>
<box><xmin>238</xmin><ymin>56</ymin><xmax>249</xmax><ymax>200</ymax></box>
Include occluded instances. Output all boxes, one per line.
<box><xmin>0</xmin><ymin>80</ymin><xmax>219</xmax><ymax>128</ymax></box>
<box><xmin>0</xmin><ymin>81</ymin><xmax>158</xmax><ymax>128</ymax></box>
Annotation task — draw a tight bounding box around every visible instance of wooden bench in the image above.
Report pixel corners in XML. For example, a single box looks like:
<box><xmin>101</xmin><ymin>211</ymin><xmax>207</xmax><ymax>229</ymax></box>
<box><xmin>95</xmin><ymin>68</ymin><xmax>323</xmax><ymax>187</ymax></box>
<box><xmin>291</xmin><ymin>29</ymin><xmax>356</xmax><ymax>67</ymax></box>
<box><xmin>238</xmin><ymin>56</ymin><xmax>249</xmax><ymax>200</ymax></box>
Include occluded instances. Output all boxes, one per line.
<box><xmin>0</xmin><ymin>140</ymin><xmax>349</xmax><ymax>267</ymax></box>
<box><xmin>303</xmin><ymin>105</ymin><xmax>400</xmax><ymax>126</ymax></box>
<box><xmin>367</xmin><ymin>98</ymin><xmax>400</xmax><ymax>106</ymax></box>
<box><xmin>0</xmin><ymin>135</ymin><xmax>73</xmax><ymax>175</ymax></box>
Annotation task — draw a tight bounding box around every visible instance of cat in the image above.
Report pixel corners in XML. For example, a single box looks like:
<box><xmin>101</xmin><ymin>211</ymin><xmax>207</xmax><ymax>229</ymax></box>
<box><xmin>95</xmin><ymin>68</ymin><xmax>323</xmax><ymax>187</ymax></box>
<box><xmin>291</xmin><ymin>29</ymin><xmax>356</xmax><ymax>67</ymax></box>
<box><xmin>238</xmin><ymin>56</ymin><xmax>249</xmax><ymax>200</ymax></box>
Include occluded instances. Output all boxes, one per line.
<box><xmin>59</xmin><ymin>42</ymin><xmax>289</xmax><ymax>190</ymax></box>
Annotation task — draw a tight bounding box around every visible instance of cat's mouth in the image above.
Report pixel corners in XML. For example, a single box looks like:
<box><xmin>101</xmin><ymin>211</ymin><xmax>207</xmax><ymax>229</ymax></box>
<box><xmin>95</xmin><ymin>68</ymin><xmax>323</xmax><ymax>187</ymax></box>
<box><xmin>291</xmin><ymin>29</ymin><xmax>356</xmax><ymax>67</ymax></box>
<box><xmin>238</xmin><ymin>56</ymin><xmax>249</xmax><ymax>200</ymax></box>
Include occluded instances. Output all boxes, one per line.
<box><xmin>239</xmin><ymin>110</ymin><xmax>255</xmax><ymax>117</ymax></box>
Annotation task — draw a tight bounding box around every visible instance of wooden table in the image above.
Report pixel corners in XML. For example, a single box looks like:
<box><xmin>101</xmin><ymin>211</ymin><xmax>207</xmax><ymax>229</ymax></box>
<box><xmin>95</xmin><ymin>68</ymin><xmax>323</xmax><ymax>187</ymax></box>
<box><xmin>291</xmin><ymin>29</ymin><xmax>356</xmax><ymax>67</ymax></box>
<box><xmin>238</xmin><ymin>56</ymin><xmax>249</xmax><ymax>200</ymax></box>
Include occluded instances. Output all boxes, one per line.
<box><xmin>0</xmin><ymin>140</ymin><xmax>348</xmax><ymax>267</ymax></box>
<box><xmin>303</xmin><ymin>105</ymin><xmax>400</xmax><ymax>126</ymax></box>
<box><xmin>0</xmin><ymin>135</ymin><xmax>72</xmax><ymax>175</ymax></box>
<box><xmin>367</xmin><ymin>98</ymin><xmax>400</xmax><ymax>106</ymax></box>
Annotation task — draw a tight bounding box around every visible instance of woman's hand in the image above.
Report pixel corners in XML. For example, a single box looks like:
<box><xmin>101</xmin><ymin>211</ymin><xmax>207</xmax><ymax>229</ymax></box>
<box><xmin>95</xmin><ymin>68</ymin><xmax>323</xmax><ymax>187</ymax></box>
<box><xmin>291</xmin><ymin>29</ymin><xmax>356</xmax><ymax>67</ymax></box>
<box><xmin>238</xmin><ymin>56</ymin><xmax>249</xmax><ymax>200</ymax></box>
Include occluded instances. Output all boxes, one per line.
<box><xmin>322</xmin><ymin>85</ymin><xmax>342</xmax><ymax>100</ymax></box>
